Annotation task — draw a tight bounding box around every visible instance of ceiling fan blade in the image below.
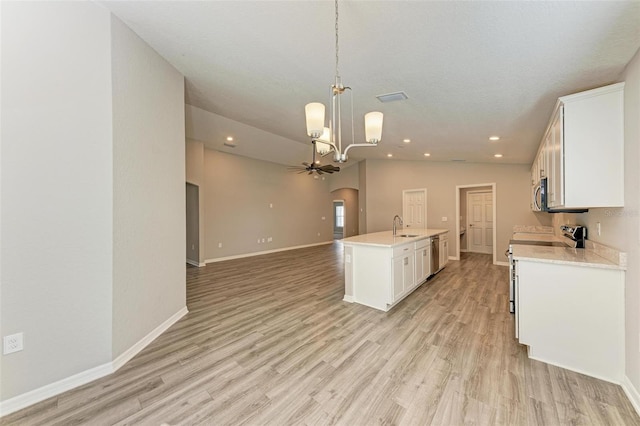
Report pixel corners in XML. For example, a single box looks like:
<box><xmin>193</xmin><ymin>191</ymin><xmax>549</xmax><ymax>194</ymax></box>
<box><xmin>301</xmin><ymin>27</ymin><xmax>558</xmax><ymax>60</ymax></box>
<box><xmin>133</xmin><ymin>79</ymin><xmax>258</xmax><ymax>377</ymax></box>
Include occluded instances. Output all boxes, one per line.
<box><xmin>302</xmin><ymin>162</ymin><xmax>311</xmax><ymax>167</ymax></box>
<box><xmin>317</xmin><ymin>169</ymin><xmax>324</xmax><ymax>175</ymax></box>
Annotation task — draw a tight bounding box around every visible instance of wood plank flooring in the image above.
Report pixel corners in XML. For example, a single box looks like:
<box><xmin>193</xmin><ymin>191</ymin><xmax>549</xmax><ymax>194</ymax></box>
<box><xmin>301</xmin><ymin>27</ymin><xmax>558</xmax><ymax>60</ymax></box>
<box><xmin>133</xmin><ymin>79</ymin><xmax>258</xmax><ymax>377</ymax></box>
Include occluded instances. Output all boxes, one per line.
<box><xmin>3</xmin><ymin>243</ymin><xmax>639</xmax><ymax>425</ymax></box>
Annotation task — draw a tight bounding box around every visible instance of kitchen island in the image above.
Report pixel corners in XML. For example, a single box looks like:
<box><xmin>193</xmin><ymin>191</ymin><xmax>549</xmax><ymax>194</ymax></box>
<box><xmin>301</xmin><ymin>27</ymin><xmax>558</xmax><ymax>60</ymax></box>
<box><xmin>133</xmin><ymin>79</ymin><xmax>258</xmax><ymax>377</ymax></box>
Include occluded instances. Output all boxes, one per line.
<box><xmin>342</xmin><ymin>228</ymin><xmax>448</xmax><ymax>311</ymax></box>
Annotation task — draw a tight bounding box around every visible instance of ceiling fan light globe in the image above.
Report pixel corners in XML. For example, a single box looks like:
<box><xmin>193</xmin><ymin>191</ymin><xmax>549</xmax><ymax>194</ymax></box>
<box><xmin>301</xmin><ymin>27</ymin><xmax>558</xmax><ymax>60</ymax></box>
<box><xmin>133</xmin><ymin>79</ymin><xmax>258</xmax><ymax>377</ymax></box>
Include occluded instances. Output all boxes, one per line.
<box><xmin>305</xmin><ymin>103</ymin><xmax>325</xmax><ymax>138</ymax></box>
<box><xmin>365</xmin><ymin>111</ymin><xmax>383</xmax><ymax>143</ymax></box>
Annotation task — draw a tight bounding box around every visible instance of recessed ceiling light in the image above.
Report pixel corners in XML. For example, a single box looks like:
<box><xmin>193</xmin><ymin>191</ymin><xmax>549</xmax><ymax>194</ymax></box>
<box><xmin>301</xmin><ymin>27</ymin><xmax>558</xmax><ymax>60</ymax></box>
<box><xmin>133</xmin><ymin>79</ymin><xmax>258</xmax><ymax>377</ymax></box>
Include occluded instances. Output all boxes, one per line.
<box><xmin>489</xmin><ymin>136</ymin><xmax>500</xmax><ymax>141</ymax></box>
<box><xmin>387</xmin><ymin>153</ymin><xmax>393</xmax><ymax>158</ymax></box>
<box><xmin>226</xmin><ymin>136</ymin><xmax>234</xmax><ymax>141</ymax></box>
<box><xmin>403</xmin><ymin>139</ymin><xmax>411</xmax><ymax>143</ymax></box>
<box><xmin>424</xmin><ymin>153</ymin><xmax>431</xmax><ymax>157</ymax></box>
<box><xmin>494</xmin><ymin>154</ymin><xmax>503</xmax><ymax>158</ymax></box>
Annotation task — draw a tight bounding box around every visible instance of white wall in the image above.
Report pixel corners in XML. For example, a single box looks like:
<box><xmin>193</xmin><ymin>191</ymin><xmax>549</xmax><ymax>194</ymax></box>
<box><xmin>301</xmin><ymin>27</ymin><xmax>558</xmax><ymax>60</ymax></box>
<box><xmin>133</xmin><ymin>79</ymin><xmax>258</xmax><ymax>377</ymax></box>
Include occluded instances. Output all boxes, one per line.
<box><xmin>1</xmin><ymin>1</ymin><xmax>113</xmax><ymax>399</ymax></box>
<box><xmin>363</xmin><ymin>160</ymin><xmax>551</xmax><ymax>260</ymax></box>
<box><xmin>110</xmin><ymin>15</ymin><xmax>186</xmax><ymax>359</ymax></box>
<box><xmin>1</xmin><ymin>3</ymin><xmax>188</xmax><ymax>412</ymax></box>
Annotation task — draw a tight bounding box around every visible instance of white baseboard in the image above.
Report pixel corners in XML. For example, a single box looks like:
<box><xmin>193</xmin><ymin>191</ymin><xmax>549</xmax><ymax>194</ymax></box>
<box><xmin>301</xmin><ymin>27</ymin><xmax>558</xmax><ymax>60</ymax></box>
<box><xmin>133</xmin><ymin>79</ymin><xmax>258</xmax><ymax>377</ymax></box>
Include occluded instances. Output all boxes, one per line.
<box><xmin>343</xmin><ymin>295</ymin><xmax>354</xmax><ymax>303</ymax></box>
<box><xmin>460</xmin><ymin>249</ymin><xmax>468</xmax><ymax>253</ymax></box>
<box><xmin>622</xmin><ymin>375</ymin><xmax>640</xmax><ymax>417</ymax></box>
<box><xmin>0</xmin><ymin>361</ymin><xmax>112</xmax><ymax>418</ymax></box>
<box><xmin>186</xmin><ymin>259</ymin><xmax>204</xmax><ymax>267</ymax></box>
<box><xmin>112</xmin><ymin>306</ymin><xmax>188</xmax><ymax>371</ymax></box>
<box><xmin>0</xmin><ymin>306</ymin><xmax>188</xmax><ymax>418</ymax></box>
<box><xmin>204</xmin><ymin>241</ymin><xmax>333</xmax><ymax>264</ymax></box>
<box><xmin>495</xmin><ymin>261</ymin><xmax>509</xmax><ymax>267</ymax></box>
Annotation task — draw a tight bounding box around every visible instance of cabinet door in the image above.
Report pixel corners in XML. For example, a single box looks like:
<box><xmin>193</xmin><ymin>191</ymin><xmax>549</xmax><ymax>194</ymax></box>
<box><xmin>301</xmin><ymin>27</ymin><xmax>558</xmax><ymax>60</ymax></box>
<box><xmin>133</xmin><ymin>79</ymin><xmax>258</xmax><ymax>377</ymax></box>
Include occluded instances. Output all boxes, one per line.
<box><xmin>414</xmin><ymin>250</ymin><xmax>424</xmax><ymax>288</ymax></box>
<box><xmin>549</xmin><ymin>107</ymin><xmax>564</xmax><ymax>207</ymax></box>
<box><xmin>392</xmin><ymin>256</ymin><xmax>404</xmax><ymax>302</ymax></box>
<box><xmin>403</xmin><ymin>255</ymin><xmax>415</xmax><ymax>293</ymax></box>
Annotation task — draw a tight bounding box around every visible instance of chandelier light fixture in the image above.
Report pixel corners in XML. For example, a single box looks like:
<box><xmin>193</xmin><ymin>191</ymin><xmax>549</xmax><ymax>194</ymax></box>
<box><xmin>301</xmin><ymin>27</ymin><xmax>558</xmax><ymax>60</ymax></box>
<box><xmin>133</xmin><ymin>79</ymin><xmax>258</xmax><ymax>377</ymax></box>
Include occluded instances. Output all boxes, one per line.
<box><xmin>304</xmin><ymin>0</ymin><xmax>383</xmax><ymax>163</ymax></box>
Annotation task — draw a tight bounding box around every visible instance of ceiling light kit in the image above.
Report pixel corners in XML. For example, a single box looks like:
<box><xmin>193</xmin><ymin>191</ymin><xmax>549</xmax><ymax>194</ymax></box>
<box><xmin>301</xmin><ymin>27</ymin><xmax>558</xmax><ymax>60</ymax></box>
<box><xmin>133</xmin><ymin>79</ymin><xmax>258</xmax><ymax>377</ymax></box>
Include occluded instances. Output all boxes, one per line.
<box><xmin>304</xmin><ymin>0</ymin><xmax>383</xmax><ymax>163</ymax></box>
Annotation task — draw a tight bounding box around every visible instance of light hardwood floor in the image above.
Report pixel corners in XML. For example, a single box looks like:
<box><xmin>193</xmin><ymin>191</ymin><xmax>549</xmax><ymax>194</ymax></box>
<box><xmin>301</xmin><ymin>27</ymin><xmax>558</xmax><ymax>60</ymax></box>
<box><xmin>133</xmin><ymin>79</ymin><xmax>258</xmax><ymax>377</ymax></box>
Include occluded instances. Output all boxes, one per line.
<box><xmin>3</xmin><ymin>243</ymin><xmax>639</xmax><ymax>425</ymax></box>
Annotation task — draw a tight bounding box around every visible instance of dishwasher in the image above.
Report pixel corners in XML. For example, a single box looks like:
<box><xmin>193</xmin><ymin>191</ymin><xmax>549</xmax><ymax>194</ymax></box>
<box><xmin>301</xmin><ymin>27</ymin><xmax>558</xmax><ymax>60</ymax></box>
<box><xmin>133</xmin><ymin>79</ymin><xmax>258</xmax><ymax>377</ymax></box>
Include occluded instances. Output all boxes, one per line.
<box><xmin>431</xmin><ymin>235</ymin><xmax>440</xmax><ymax>274</ymax></box>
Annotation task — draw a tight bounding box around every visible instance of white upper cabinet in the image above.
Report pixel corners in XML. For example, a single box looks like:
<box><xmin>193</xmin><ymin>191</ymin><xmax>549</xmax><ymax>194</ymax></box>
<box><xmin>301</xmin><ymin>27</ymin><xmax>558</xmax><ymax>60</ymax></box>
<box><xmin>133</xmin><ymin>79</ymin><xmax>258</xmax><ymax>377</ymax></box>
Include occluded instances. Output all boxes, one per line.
<box><xmin>534</xmin><ymin>83</ymin><xmax>624</xmax><ymax>211</ymax></box>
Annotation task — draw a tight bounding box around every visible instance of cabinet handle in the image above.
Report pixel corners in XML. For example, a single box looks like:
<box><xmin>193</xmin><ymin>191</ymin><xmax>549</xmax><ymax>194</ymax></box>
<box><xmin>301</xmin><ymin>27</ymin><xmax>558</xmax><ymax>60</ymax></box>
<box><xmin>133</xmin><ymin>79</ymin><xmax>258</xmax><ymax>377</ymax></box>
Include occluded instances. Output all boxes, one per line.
<box><xmin>404</xmin><ymin>248</ymin><xmax>409</xmax><ymax>251</ymax></box>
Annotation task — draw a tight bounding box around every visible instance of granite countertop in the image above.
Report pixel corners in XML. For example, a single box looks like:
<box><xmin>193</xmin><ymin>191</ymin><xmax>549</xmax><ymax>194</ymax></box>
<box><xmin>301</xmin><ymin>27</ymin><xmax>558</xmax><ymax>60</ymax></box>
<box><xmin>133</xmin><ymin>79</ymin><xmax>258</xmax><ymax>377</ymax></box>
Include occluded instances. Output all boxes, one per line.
<box><xmin>512</xmin><ymin>245</ymin><xmax>625</xmax><ymax>270</ymax></box>
<box><xmin>342</xmin><ymin>228</ymin><xmax>449</xmax><ymax>248</ymax></box>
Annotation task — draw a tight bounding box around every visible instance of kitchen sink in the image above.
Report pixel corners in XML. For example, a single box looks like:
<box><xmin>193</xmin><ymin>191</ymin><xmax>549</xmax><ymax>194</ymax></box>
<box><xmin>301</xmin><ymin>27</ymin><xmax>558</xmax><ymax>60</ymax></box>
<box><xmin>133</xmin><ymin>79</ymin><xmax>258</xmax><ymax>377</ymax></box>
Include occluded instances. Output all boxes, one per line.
<box><xmin>398</xmin><ymin>234</ymin><xmax>418</xmax><ymax>237</ymax></box>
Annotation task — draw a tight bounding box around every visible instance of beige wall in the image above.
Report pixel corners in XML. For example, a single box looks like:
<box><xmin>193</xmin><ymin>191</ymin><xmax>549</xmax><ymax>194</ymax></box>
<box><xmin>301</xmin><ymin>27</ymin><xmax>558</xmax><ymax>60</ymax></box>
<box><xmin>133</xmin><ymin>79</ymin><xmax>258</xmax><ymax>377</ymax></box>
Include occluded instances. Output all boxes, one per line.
<box><xmin>201</xmin><ymin>149</ymin><xmax>334</xmax><ymax>261</ymax></box>
<box><xmin>328</xmin><ymin>162</ymin><xmax>359</xmax><ymax>191</ymax></box>
<box><xmin>359</xmin><ymin>161</ymin><xmax>368</xmax><ymax>235</ymax></box>
<box><xmin>110</xmin><ymin>15</ymin><xmax>187</xmax><ymax>361</ymax></box>
<box><xmin>363</xmin><ymin>160</ymin><xmax>551</xmax><ymax>260</ymax></box>
<box><xmin>0</xmin><ymin>1</ymin><xmax>114</xmax><ymax>400</ymax></box>
<box><xmin>331</xmin><ymin>188</ymin><xmax>359</xmax><ymax>238</ymax></box>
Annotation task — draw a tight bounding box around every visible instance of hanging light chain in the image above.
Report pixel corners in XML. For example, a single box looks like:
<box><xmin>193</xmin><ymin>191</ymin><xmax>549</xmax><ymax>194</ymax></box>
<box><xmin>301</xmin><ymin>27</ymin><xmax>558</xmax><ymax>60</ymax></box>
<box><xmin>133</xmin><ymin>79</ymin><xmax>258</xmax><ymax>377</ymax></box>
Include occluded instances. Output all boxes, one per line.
<box><xmin>335</xmin><ymin>0</ymin><xmax>340</xmax><ymax>81</ymax></box>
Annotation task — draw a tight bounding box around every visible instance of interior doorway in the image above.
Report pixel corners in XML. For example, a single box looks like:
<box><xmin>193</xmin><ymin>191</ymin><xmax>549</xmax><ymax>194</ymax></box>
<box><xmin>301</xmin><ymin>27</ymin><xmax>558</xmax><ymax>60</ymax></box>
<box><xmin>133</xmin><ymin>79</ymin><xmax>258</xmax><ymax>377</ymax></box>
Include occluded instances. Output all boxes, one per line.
<box><xmin>466</xmin><ymin>190</ymin><xmax>493</xmax><ymax>254</ymax></box>
<box><xmin>186</xmin><ymin>182</ymin><xmax>200</xmax><ymax>266</ymax></box>
<box><xmin>455</xmin><ymin>183</ymin><xmax>497</xmax><ymax>264</ymax></box>
<box><xmin>333</xmin><ymin>200</ymin><xmax>345</xmax><ymax>239</ymax></box>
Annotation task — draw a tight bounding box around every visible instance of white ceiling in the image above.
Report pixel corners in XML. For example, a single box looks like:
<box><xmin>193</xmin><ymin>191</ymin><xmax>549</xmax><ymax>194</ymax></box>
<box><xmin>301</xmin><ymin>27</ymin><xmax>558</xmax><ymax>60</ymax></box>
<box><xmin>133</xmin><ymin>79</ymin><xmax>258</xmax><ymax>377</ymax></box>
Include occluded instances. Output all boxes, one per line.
<box><xmin>101</xmin><ymin>1</ymin><xmax>640</xmax><ymax>167</ymax></box>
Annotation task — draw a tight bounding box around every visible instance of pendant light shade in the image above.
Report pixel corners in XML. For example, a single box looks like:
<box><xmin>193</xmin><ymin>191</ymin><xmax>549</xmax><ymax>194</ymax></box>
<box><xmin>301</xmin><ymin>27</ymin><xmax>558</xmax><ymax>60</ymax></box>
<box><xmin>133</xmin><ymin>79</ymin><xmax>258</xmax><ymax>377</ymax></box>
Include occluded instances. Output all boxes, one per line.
<box><xmin>365</xmin><ymin>111</ymin><xmax>384</xmax><ymax>144</ymax></box>
<box><xmin>315</xmin><ymin>127</ymin><xmax>332</xmax><ymax>155</ymax></box>
<box><xmin>305</xmin><ymin>103</ymin><xmax>325</xmax><ymax>138</ymax></box>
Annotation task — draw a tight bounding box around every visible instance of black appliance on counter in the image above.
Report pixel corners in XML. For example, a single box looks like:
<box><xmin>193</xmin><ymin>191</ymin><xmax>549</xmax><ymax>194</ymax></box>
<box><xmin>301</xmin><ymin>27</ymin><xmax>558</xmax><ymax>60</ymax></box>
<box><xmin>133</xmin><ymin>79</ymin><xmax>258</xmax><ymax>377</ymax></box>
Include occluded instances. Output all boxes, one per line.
<box><xmin>506</xmin><ymin>224</ymin><xmax>587</xmax><ymax>314</ymax></box>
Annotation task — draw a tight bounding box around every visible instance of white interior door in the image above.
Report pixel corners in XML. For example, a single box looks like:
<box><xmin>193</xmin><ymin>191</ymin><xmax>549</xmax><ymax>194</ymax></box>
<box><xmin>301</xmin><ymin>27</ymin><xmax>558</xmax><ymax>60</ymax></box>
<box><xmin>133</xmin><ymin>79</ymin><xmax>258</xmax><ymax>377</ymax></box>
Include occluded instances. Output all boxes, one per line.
<box><xmin>402</xmin><ymin>189</ymin><xmax>426</xmax><ymax>229</ymax></box>
<box><xmin>467</xmin><ymin>191</ymin><xmax>493</xmax><ymax>254</ymax></box>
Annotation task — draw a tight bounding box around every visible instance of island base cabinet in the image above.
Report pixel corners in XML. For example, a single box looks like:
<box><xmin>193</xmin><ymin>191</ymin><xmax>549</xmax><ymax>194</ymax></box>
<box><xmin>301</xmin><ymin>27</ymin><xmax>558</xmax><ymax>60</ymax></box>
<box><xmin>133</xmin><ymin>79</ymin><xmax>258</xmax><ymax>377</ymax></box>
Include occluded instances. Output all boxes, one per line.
<box><xmin>392</xmin><ymin>251</ymin><xmax>414</xmax><ymax>303</ymax></box>
<box><xmin>516</xmin><ymin>260</ymin><xmax>624</xmax><ymax>383</ymax></box>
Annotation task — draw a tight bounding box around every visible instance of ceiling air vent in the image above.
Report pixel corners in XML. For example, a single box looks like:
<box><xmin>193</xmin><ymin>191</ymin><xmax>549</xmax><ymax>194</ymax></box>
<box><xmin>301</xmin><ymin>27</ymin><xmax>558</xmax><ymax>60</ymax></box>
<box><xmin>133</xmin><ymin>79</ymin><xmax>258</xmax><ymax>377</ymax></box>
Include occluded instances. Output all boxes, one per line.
<box><xmin>450</xmin><ymin>159</ymin><xmax>466</xmax><ymax>162</ymax></box>
<box><xmin>376</xmin><ymin>91</ymin><xmax>408</xmax><ymax>103</ymax></box>
<box><xmin>223</xmin><ymin>141</ymin><xmax>236</xmax><ymax>148</ymax></box>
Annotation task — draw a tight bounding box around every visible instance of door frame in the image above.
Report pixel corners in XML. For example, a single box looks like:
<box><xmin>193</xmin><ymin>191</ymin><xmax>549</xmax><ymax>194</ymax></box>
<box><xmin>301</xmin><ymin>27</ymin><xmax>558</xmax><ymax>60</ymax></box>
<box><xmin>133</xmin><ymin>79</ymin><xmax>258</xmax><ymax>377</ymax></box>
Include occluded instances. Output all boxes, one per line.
<box><xmin>466</xmin><ymin>189</ymin><xmax>493</xmax><ymax>255</ymax></box>
<box><xmin>402</xmin><ymin>188</ymin><xmax>427</xmax><ymax>229</ymax></box>
<box><xmin>455</xmin><ymin>183</ymin><xmax>497</xmax><ymax>264</ymax></box>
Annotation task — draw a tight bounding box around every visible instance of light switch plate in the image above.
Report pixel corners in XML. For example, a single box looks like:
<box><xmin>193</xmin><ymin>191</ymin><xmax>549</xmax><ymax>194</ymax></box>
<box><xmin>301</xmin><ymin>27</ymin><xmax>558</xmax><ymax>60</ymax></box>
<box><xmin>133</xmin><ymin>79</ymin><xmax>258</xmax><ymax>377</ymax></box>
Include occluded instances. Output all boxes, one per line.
<box><xmin>4</xmin><ymin>333</ymin><xmax>23</xmax><ymax>355</ymax></box>
<box><xmin>442</xmin><ymin>217</ymin><xmax>448</xmax><ymax>222</ymax></box>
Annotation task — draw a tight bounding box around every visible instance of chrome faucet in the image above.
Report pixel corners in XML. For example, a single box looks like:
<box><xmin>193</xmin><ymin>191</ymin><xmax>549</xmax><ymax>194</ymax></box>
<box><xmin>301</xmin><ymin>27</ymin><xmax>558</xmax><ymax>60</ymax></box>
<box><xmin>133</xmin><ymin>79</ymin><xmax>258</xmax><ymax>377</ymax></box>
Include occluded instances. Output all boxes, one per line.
<box><xmin>392</xmin><ymin>215</ymin><xmax>403</xmax><ymax>235</ymax></box>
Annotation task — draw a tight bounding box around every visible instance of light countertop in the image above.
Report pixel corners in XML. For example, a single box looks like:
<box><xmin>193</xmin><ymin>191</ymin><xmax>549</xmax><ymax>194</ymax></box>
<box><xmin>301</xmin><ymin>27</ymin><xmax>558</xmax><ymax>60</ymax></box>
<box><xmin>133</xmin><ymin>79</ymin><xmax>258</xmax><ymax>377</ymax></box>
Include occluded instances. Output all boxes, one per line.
<box><xmin>342</xmin><ymin>228</ymin><xmax>449</xmax><ymax>248</ymax></box>
<box><xmin>511</xmin><ymin>232</ymin><xmax>563</xmax><ymax>243</ymax></box>
<box><xmin>512</xmin><ymin>245</ymin><xmax>625</xmax><ymax>270</ymax></box>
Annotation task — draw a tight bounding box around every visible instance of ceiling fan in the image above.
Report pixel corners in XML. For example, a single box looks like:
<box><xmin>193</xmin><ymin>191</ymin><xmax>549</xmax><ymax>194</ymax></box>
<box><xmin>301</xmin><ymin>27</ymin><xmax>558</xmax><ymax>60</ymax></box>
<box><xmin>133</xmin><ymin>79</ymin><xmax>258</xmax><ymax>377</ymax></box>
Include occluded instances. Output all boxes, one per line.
<box><xmin>288</xmin><ymin>141</ymin><xmax>341</xmax><ymax>175</ymax></box>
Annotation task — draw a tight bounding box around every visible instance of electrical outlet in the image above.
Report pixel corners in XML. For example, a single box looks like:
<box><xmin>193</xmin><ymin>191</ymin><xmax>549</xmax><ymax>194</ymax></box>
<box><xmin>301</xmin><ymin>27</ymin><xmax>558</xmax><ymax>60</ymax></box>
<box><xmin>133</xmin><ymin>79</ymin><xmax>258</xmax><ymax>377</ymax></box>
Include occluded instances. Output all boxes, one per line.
<box><xmin>257</xmin><ymin>239</ymin><xmax>261</xmax><ymax>244</ymax></box>
<box><xmin>345</xmin><ymin>254</ymin><xmax>351</xmax><ymax>263</ymax></box>
<box><xmin>317</xmin><ymin>232</ymin><xmax>321</xmax><ymax>237</ymax></box>
<box><xmin>269</xmin><ymin>203</ymin><xmax>273</xmax><ymax>208</ymax></box>
<box><xmin>261</xmin><ymin>238</ymin><xmax>265</xmax><ymax>243</ymax></box>
<box><xmin>321</xmin><ymin>216</ymin><xmax>326</xmax><ymax>220</ymax></box>
<box><xmin>218</xmin><ymin>242</ymin><xmax>222</xmax><ymax>248</ymax></box>
<box><xmin>4</xmin><ymin>333</ymin><xmax>23</xmax><ymax>355</ymax></box>
<box><xmin>442</xmin><ymin>217</ymin><xmax>448</xmax><ymax>222</ymax></box>
<box><xmin>267</xmin><ymin>237</ymin><xmax>272</xmax><ymax>242</ymax></box>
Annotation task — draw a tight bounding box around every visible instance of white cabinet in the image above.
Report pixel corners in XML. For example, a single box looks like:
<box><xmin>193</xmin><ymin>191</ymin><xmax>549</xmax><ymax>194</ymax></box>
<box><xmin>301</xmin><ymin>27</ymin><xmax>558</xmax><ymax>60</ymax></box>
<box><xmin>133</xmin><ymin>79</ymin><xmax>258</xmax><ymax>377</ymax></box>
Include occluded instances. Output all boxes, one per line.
<box><xmin>531</xmin><ymin>83</ymin><xmax>624</xmax><ymax>211</ymax></box>
<box><xmin>392</xmin><ymin>246</ymin><xmax>414</xmax><ymax>303</ymax></box>
<box><xmin>438</xmin><ymin>232</ymin><xmax>449</xmax><ymax>270</ymax></box>
<box><xmin>414</xmin><ymin>238</ymin><xmax>431</xmax><ymax>286</ymax></box>
<box><xmin>515</xmin><ymin>259</ymin><xmax>624</xmax><ymax>382</ymax></box>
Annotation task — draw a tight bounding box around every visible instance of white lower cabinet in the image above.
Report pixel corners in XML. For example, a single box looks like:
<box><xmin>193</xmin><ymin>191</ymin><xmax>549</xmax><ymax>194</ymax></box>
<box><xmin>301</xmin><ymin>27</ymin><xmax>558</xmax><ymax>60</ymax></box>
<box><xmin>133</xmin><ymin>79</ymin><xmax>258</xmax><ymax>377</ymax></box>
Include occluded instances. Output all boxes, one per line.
<box><xmin>391</xmin><ymin>243</ymin><xmax>415</xmax><ymax>303</ymax></box>
<box><xmin>515</xmin><ymin>259</ymin><xmax>624</xmax><ymax>382</ymax></box>
<box><xmin>439</xmin><ymin>232</ymin><xmax>449</xmax><ymax>270</ymax></box>
<box><xmin>414</xmin><ymin>238</ymin><xmax>431</xmax><ymax>286</ymax></box>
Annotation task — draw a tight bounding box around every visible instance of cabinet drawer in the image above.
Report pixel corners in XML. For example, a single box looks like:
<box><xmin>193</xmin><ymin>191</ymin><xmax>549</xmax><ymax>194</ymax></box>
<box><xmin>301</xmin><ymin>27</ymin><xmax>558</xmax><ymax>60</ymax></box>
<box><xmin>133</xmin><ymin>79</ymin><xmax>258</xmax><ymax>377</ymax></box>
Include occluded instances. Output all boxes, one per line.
<box><xmin>439</xmin><ymin>232</ymin><xmax>448</xmax><ymax>241</ymax></box>
<box><xmin>415</xmin><ymin>238</ymin><xmax>429</xmax><ymax>249</ymax></box>
<box><xmin>393</xmin><ymin>243</ymin><xmax>413</xmax><ymax>258</ymax></box>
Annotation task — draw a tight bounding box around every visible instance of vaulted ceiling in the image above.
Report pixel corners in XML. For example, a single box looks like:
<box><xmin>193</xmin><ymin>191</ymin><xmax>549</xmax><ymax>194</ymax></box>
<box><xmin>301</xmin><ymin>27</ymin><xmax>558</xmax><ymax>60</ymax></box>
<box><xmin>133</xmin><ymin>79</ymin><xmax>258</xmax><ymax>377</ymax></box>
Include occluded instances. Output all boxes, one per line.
<box><xmin>102</xmin><ymin>1</ymin><xmax>640</xmax><ymax>167</ymax></box>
